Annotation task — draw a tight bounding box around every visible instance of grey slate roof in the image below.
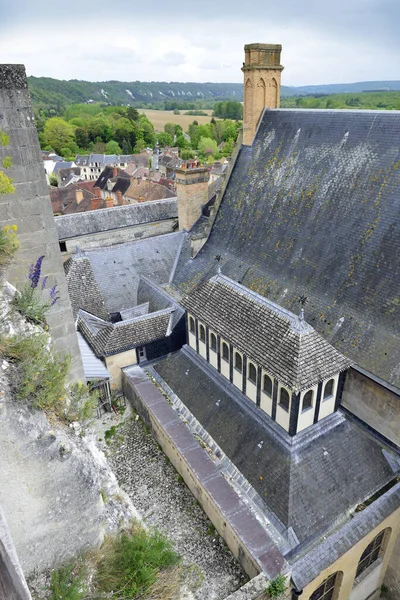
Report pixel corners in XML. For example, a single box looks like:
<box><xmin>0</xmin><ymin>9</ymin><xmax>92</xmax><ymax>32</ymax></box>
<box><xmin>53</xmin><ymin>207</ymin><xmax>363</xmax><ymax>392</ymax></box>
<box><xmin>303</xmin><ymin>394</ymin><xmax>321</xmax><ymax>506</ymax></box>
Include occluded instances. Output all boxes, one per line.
<box><xmin>173</xmin><ymin>109</ymin><xmax>400</xmax><ymax>388</ymax></box>
<box><xmin>64</xmin><ymin>255</ymin><xmax>109</xmax><ymax>319</ymax></box>
<box><xmin>78</xmin><ymin>308</ymin><xmax>172</xmax><ymax>356</ymax></box>
<box><xmin>56</xmin><ymin>198</ymin><xmax>178</xmax><ymax>240</ymax></box>
<box><xmin>153</xmin><ymin>348</ymin><xmax>400</xmax><ymax>545</ymax></box>
<box><xmin>183</xmin><ymin>273</ymin><xmax>351</xmax><ymax>391</ymax></box>
<box><xmin>77</xmin><ymin>332</ymin><xmax>110</xmax><ymax>380</ymax></box>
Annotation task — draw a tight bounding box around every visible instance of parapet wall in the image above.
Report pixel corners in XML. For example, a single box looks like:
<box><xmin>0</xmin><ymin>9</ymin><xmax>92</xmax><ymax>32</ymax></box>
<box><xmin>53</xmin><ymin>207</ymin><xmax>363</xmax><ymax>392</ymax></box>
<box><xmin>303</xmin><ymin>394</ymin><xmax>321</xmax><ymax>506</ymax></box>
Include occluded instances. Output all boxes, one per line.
<box><xmin>0</xmin><ymin>65</ymin><xmax>84</xmax><ymax>380</ymax></box>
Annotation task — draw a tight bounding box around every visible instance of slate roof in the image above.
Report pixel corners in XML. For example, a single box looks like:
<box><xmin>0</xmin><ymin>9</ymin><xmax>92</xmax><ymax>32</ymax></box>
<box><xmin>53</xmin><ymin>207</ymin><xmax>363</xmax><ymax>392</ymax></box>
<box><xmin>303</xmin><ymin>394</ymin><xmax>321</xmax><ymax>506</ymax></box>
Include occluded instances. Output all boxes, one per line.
<box><xmin>94</xmin><ymin>166</ymin><xmax>130</xmax><ymax>191</ymax></box>
<box><xmin>55</xmin><ymin>198</ymin><xmax>178</xmax><ymax>240</ymax></box>
<box><xmin>153</xmin><ymin>348</ymin><xmax>400</xmax><ymax>545</ymax></box>
<box><xmin>50</xmin><ymin>184</ymin><xmax>98</xmax><ymax>216</ymax></box>
<box><xmin>64</xmin><ymin>254</ymin><xmax>109</xmax><ymax>319</ymax></box>
<box><xmin>78</xmin><ymin>308</ymin><xmax>172</xmax><ymax>356</ymax></box>
<box><xmin>173</xmin><ymin>109</ymin><xmax>400</xmax><ymax>388</ymax></box>
<box><xmin>183</xmin><ymin>274</ymin><xmax>351</xmax><ymax>391</ymax></box>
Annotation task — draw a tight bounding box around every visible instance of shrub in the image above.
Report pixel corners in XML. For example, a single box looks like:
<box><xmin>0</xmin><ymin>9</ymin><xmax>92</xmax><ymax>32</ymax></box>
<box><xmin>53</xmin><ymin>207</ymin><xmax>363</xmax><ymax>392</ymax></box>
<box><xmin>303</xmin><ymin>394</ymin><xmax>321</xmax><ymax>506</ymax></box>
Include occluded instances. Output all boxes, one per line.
<box><xmin>93</xmin><ymin>524</ymin><xmax>181</xmax><ymax>598</ymax></box>
<box><xmin>0</xmin><ymin>332</ymin><xmax>71</xmax><ymax>413</ymax></box>
<box><xmin>49</xmin><ymin>562</ymin><xmax>86</xmax><ymax>600</ymax></box>
<box><xmin>65</xmin><ymin>381</ymin><xmax>98</xmax><ymax>422</ymax></box>
<box><xmin>0</xmin><ymin>225</ymin><xmax>18</xmax><ymax>265</ymax></box>
<box><xmin>266</xmin><ymin>574</ymin><xmax>287</xmax><ymax>598</ymax></box>
<box><xmin>13</xmin><ymin>256</ymin><xmax>59</xmax><ymax>325</ymax></box>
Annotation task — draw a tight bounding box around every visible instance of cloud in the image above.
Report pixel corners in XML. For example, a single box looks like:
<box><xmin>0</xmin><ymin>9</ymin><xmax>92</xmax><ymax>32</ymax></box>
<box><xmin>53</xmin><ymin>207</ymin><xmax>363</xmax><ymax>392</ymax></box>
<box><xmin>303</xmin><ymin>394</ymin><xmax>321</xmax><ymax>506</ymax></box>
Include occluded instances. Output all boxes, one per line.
<box><xmin>153</xmin><ymin>52</ymin><xmax>186</xmax><ymax>67</ymax></box>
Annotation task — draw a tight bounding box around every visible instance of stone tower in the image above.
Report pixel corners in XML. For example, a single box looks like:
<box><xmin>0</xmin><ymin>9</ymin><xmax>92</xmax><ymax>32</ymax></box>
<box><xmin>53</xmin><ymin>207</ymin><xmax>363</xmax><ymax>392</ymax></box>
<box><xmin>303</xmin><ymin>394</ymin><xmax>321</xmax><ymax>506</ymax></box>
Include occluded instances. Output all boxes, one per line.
<box><xmin>241</xmin><ymin>43</ymin><xmax>284</xmax><ymax>145</ymax></box>
<box><xmin>0</xmin><ymin>65</ymin><xmax>84</xmax><ymax>381</ymax></box>
<box><xmin>175</xmin><ymin>166</ymin><xmax>209</xmax><ymax>231</ymax></box>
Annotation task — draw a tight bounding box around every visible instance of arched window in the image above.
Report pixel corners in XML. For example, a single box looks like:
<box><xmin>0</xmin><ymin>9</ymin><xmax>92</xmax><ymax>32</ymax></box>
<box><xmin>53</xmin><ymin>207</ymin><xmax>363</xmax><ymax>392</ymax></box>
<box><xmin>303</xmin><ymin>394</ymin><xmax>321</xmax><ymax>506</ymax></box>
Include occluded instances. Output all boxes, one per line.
<box><xmin>222</xmin><ymin>342</ymin><xmax>229</xmax><ymax>361</ymax></box>
<box><xmin>248</xmin><ymin>363</ymin><xmax>257</xmax><ymax>384</ymax></box>
<box><xmin>189</xmin><ymin>316</ymin><xmax>195</xmax><ymax>333</ymax></box>
<box><xmin>279</xmin><ymin>388</ymin><xmax>290</xmax><ymax>412</ymax></box>
<box><xmin>324</xmin><ymin>379</ymin><xmax>335</xmax><ymax>400</ymax></box>
<box><xmin>199</xmin><ymin>324</ymin><xmax>206</xmax><ymax>343</ymax></box>
<box><xmin>234</xmin><ymin>352</ymin><xmax>242</xmax><ymax>372</ymax></box>
<box><xmin>210</xmin><ymin>333</ymin><xmax>217</xmax><ymax>352</ymax></box>
<box><xmin>302</xmin><ymin>390</ymin><xmax>313</xmax><ymax>412</ymax></box>
<box><xmin>263</xmin><ymin>375</ymin><xmax>273</xmax><ymax>397</ymax></box>
<box><xmin>310</xmin><ymin>572</ymin><xmax>341</xmax><ymax>600</ymax></box>
<box><xmin>355</xmin><ymin>530</ymin><xmax>389</xmax><ymax>579</ymax></box>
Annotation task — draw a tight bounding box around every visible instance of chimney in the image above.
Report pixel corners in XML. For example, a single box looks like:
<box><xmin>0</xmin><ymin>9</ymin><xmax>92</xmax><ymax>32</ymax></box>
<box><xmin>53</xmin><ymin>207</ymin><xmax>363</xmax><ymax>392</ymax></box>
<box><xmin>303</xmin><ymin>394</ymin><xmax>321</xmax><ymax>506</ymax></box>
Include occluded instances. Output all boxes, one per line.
<box><xmin>91</xmin><ymin>197</ymin><xmax>102</xmax><ymax>210</ymax></box>
<box><xmin>106</xmin><ymin>197</ymin><xmax>114</xmax><ymax>208</ymax></box>
<box><xmin>75</xmin><ymin>189</ymin><xmax>83</xmax><ymax>204</ymax></box>
<box><xmin>241</xmin><ymin>43</ymin><xmax>284</xmax><ymax>145</ymax></box>
<box><xmin>93</xmin><ymin>186</ymin><xmax>102</xmax><ymax>198</ymax></box>
<box><xmin>112</xmin><ymin>167</ymin><xmax>118</xmax><ymax>178</ymax></box>
<box><xmin>175</xmin><ymin>166</ymin><xmax>209</xmax><ymax>231</ymax></box>
<box><xmin>116</xmin><ymin>190</ymin><xmax>123</xmax><ymax>206</ymax></box>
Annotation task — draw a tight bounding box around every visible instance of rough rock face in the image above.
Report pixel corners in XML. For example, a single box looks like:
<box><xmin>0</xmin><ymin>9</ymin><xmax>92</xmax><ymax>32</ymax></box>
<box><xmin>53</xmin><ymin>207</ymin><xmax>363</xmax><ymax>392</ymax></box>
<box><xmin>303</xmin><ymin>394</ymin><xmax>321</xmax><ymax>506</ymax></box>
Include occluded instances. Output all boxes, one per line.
<box><xmin>0</xmin><ymin>280</ymin><xmax>137</xmax><ymax>577</ymax></box>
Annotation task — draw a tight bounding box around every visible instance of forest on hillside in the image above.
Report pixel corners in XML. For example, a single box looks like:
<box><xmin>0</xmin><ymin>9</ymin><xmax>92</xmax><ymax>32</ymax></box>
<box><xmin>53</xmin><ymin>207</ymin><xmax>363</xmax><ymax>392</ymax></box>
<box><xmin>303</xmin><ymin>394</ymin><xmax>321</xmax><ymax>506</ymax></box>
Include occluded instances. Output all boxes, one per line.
<box><xmin>281</xmin><ymin>90</ymin><xmax>400</xmax><ymax>110</ymax></box>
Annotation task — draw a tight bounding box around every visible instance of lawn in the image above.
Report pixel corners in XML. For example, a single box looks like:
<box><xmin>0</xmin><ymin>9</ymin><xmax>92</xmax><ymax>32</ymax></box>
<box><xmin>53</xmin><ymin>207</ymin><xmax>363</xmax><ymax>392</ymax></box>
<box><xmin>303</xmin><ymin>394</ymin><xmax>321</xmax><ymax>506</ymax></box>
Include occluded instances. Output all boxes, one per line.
<box><xmin>140</xmin><ymin>109</ymin><xmax>215</xmax><ymax>132</ymax></box>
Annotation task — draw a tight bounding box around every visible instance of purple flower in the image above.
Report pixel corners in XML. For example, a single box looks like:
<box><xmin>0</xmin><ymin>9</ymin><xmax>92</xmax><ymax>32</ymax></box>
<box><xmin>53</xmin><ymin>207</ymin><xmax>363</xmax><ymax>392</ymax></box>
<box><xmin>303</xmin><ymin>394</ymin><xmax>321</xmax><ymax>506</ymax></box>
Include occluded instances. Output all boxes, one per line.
<box><xmin>41</xmin><ymin>276</ymin><xmax>48</xmax><ymax>290</ymax></box>
<box><xmin>49</xmin><ymin>285</ymin><xmax>59</xmax><ymax>307</ymax></box>
<box><xmin>29</xmin><ymin>256</ymin><xmax>45</xmax><ymax>289</ymax></box>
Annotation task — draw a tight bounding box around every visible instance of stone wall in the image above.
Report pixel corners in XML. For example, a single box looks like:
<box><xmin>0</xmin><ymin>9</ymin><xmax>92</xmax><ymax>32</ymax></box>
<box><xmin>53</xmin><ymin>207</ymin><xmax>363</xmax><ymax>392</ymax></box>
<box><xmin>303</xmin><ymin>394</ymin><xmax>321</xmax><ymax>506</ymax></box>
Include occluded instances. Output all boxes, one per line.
<box><xmin>0</xmin><ymin>505</ymin><xmax>32</xmax><ymax>600</ymax></box>
<box><xmin>0</xmin><ymin>64</ymin><xmax>84</xmax><ymax>381</ymax></box>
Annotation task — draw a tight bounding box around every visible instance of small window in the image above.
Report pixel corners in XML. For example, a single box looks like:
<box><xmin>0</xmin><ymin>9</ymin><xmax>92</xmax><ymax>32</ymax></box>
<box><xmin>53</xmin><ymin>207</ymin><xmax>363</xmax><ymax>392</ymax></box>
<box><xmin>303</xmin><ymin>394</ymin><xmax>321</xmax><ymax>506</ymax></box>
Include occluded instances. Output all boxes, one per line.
<box><xmin>248</xmin><ymin>363</ymin><xmax>257</xmax><ymax>384</ymax></box>
<box><xmin>279</xmin><ymin>388</ymin><xmax>290</xmax><ymax>412</ymax></box>
<box><xmin>189</xmin><ymin>316</ymin><xmax>195</xmax><ymax>333</ymax></box>
<box><xmin>210</xmin><ymin>333</ymin><xmax>217</xmax><ymax>352</ymax></box>
<box><xmin>222</xmin><ymin>342</ymin><xmax>229</xmax><ymax>361</ymax></box>
<box><xmin>59</xmin><ymin>241</ymin><xmax>67</xmax><ymax>253</ymax></box>
<box><xmin>302</xmin><ymin>390</ymin><xmax>313</xmax><ymax>412</ymax></box>
<box><xmin>310</xmin><ymin>572</ymin><xmax>341</xmax><ymax>600</ymax></box>
<box><xmin>263</xmin><ymin>375</ymin><xmax>273</xmax><ymax>397</ymax></box>
<box><xmin>234</xmin><ymin>352</ymin><xmax>242</xmax><ymax>372</ymax></box>
<box><xmin>199</xmin><ymin>324</ymin><xmax>206</xmax><ymax>343</ymax></box>
<box><xmin>324</xmin><ymin>379</ymin><xmax>335</xmax><ymax>400</ymax></box>
<box><xmin>355</xmin><ymin>530</ymin><xmax>387</xmax><ymax>579</ymax></box>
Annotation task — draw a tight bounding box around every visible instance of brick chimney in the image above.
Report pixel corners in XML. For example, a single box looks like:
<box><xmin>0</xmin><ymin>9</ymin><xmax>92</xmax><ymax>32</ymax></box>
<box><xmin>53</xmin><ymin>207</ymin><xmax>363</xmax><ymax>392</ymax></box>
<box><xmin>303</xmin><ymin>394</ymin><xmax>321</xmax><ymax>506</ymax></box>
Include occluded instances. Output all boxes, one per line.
<box><xmin>241</xmin><ymin>43</ymin><xmax>284</xmax><ymax>145</ymax></box>
<box><xmin>112</xmin><ymin>167</ymin><xmax>118</xmax><ymax>178</ymax></box>
<box><xmin>175</xmin><ymin>166</ymin><xmax>209</xmax><ymax>231</ymax></box>
<box><xmin>91</xmin><ymin>197</ymin><xmax>102</xmax><ymax>210</ymax></box>
<box><xmin>93</xmin><ymin>186</ymin><xmax>102</xmax><ymax>198</ymax></box>
<box><xmin>116</xmin><ymin>190</ymin><xmax>123</xmax><ymax>206</ymax></box>
<box><xmin>106</xmin><ymin>197</ymin><xmax>114</xmax><ymax>208</ymax></box>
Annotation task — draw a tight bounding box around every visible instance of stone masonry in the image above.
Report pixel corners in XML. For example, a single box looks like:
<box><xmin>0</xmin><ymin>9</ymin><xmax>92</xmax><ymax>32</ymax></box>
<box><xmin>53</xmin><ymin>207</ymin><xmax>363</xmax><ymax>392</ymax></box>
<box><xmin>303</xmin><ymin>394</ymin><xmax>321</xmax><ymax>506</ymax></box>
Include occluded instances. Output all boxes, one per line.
<box><xmin>241</xmin><ymin>44</ymin><xmax>284</xmax><ymax>145</ymax></box>
<box><xmin>0</xmin><ymin>65</ymin><xmax>84</xmax><ymax>380</ymax></box>
<box><xmin>176</xmin><ymin>167</ymin><xmax>209</xmax><ymax>231</ymax></box>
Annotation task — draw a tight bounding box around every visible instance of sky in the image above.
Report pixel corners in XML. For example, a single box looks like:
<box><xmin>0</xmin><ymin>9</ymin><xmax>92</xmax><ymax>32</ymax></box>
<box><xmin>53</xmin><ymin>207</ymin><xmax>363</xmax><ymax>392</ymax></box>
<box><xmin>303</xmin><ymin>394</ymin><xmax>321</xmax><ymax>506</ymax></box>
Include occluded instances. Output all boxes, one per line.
<box><xmin>0</xmin><ymin>0</ymin><xmax>398</xmax><ymax>86</ymax></box>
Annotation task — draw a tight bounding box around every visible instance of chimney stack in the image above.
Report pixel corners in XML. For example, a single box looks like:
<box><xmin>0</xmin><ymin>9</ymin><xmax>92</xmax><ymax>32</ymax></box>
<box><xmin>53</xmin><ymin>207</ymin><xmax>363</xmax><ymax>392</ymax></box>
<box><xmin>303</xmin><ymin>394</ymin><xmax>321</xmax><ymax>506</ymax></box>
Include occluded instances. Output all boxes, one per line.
<box><xmin>116</xmin><ymin>190</ymin><xmax>123</xmax><ymax>206</ymax></box>
<box><xmin>175</xmin><ymin>166</ymin><xmax>209</xmax><ymax>231</ymax></box>
<box><xmin>241</xmin><ymin>43</ymin><xmax>284</xmax><ymax>145</ymax></box>
<box><xmin>106</xmin><ymin>197</ymin><xmax>114</xmax><ymax>208</ymax></box>
<box><xmin>75</xmin><ymin>189</ymin><xmax>83</xmax><ymax>204</ymax></box>
<box><xmin>112</xmin><ymin>166</ymin><xmax>118</xmax><ymax>178</ymax></box>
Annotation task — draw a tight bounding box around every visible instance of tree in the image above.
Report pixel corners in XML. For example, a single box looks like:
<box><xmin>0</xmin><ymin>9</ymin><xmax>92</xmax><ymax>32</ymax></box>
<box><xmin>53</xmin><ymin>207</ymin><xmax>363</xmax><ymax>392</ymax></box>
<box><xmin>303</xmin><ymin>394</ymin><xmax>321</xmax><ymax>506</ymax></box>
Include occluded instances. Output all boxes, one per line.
<box><xmin>43</xmin><ymin>118</ymin><xmax>75</xmax><ymax>154</ymax></box>
<box><xmin>198</xmin><ymin>137</ymin><xmax>218</xmax><ymax>158</ymax></box>
<box><xmin>175</xmin><ymin>133</ymin><xmax>188</xmax><ymax>149</ymax></box>
<box><xmin>213</xmin><ymin>100</ymin><xmax>243</xmax><ymax>120</ymax></box>
<box><xmin>106</xmin><ymin>140</ymin><xmax>122</xmax><ymax>154</ymax></box>
<box><xmin>75</xmin><ymin>127</ymin><xmax>89</xmax><ymax>149</ymax></box>
<box><xmin>157</xmin><ymin>132</ymin><xmax>174</xmax><ymax>148</ymax></box>
<box><xmin>133</xmin><ymin>138</ymin><xmax>146</xmax><ymax>153</ymax></box>
<box><xmin>127</xmin><ymin>106</ymin><xmax>139</xmax><ymax>122</ymax></box>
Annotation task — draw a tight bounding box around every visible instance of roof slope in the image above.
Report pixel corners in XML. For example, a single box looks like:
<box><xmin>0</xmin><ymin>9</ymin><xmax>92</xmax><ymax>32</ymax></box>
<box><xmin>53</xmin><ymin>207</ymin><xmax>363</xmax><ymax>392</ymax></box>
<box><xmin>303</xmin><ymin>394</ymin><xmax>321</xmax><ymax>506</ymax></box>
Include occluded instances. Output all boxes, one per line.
<box><xmin>153</xmin><ymin>348</ymin><xmax>399</xmax><ymax>545</ymax></box>
<box><xmin>56</xmin><ymin>198</ymin><xmax>178</xmax><ymax>240</ymax></box>
<box><xmin>183</xmin><ymin>274</ymin><xmax>351</xmax><ymax>391</ymax></box>
<box><xmin>174</xmin><ymin>109</ymin><xmax>400</xmax><ymax>387</ymax></box>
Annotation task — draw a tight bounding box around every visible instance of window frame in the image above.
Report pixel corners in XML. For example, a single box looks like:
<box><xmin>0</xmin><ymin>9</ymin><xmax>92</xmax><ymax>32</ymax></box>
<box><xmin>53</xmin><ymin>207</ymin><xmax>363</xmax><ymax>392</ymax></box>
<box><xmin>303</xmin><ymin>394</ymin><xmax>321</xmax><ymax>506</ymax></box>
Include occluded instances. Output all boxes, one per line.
<box><xmin>199</xmin><ymin>323</ymin><xmax>206</xmax><ymax>343</ymax></box>
<box><xmin>222</xmin><ymin>342</ymin><xmax>229</xmax><ymax>362</ymax></box>
<box><xmin>323</xmin><ymin>378</ymin><xmax>335</xmax><ymax>401</ymax></box>
<box><xmin>302</xmin><ymin>389</ymin><xmax>314</xmax><ymax>412</ymax></box>
<box><xmin>188</xmin><ymin>316</ymin><xmax>195</xmax><ymax>334</ymax></box>
<box><xmin>355</xmin><ymin>530</ymin><xmax>387</xmax><ymax>580</ymax></box>
<box><xmin>248</xmin><ymin>362</ymin><xmax>257</xmax><ymax>385</ymax></box>
<box><xmin>234</xmin><ymin>352</ymin><xmax>243</xmax><ymax>373</ymax></box>
<box><xmin>310</xmin><ymin>572</ymin><xmax>341</xmax><ymax>600</ymax></box>
<box><xmin>278</xmin><ymin>387</ymin><xmax>290</xmax><ymax>412</ymax></box>
<box><xmin>263</xmin><ymin>374</ymin><xmax>273</xmax><ymax>397</ymax></box>
<box><xmin>210</xmin><ymin>332</ymin><xmax>217</xmax><ymax>352</ymax></box>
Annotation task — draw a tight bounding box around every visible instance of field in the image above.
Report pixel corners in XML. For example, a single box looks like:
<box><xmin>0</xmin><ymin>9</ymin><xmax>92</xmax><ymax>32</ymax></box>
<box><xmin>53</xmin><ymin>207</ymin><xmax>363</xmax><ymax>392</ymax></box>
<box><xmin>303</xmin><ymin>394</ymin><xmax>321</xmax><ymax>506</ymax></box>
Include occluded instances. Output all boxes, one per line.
<box><xmin>140</xmin><ymin>109</ymin><xmax>215</xmax><ymax>131</ymax></box>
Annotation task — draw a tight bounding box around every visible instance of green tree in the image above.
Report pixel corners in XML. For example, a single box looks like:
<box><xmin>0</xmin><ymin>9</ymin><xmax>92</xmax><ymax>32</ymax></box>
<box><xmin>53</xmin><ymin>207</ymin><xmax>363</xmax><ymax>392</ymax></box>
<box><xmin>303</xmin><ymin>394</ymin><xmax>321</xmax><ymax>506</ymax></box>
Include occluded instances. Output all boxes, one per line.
<box><xmin>157</xmin><ymin>132</ymin><xmax>174</xmax><ymax>147</ymax></box>
<box><xmin>213</xmin><ymin>100</ymin><xmax>243</xmax><ymax>120</ymax></box>
<box><xmin>133</xmin><ymin>138</ymin><xmax>146</xmax><ymax>153</ymax></box>
<box><xmin>164</xmin><ymin>122</ymin><xmax>176</xmax><ymax>137</ymax></box>
<box><xmin>175</xmin><ymin>133</ymin><xmax>188</xmax><ymax>149</ymax></box>
<box><xmin>106</xmin><ymin>140</ymin><xmax>122</xmax><ymax>154</ymax></box>
<box><xmin>127</xmin><ymin>106</ymin><xmax>139</xmax><ymax>121</ymax></box>
<box><xmin>43</xmin><ymin>117</ymin><xmax>75</xmax><ymax>154</ymax></box>
<box><xmin>75</xmin><ymin>127</ymin><xmax>89</xmax><ymax>148</ymax></box>
<box><xmin>198</xmin><ymin>136</ymin><xmax>218</xmax><ymax>158</ymax></box>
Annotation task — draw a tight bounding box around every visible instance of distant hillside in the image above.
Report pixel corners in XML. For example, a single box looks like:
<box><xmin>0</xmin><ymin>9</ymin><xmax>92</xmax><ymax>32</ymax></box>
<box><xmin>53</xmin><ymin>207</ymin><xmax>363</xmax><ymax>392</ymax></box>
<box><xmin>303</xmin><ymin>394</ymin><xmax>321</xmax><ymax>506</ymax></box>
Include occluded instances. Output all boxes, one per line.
<box><xmin>27</xmin><ymin>76</ymin><xmax>400</xmax><ymax>111</ymax></box>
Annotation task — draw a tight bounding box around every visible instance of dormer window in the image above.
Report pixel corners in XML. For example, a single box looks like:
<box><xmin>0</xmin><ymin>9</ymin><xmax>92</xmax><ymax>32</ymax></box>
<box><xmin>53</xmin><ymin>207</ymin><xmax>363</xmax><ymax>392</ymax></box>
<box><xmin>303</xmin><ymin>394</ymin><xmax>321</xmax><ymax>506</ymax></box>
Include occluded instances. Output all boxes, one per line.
<box><xmin>279</xmin><ymin>388</ymin><xmax>290</xmax><ymax>412</ymax></box>
<box><xmin>234</xmin><ymin>352</ymin><xmax>242</xmax><ymax>372</ymax></box>
<box><xmin>199</xmin><ymin>324</ymin><xmax>206</xmax><ymax>343</ymax></box>
<box><xmin>323</xmin><ymin>379</ymin><xmax>334</xmax><ymax>400</ymax></box>
<box><xmin>210</xmin><ymin>333</ymin><xmax>217</xmax><ymax>351</ymax></box>
<box><xmin>263</xmin><ymin>375</ymin><xmax>273</xmax><ymax>397</ymax></box>
<box><xmin>189</xmin><ymin>316</ymin><xmax>195</xmax><ymax>333</ymax></box>
<box><xmin>302</xmin><ymin>390</ymin><xmax>313</xmax><ymax>412</ymax></box>
<box><xmin>248</xmin><ymin>363</ymin><xmax>257</xmax><ymax>384</ymax></box>
<box><xmin>222</xmin><ymin>342</ymin><xmax>229</xmax><ymax>361</ymax></box>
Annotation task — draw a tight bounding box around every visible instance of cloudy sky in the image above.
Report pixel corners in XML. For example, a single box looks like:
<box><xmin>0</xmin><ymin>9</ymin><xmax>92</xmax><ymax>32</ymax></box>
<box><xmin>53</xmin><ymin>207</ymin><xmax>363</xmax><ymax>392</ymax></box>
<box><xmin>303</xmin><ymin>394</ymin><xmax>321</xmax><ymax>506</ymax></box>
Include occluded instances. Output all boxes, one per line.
<box><xmin>0</xmin><ymin>0</ymin><xmax>398</xmax><ymax>86</ymax></box>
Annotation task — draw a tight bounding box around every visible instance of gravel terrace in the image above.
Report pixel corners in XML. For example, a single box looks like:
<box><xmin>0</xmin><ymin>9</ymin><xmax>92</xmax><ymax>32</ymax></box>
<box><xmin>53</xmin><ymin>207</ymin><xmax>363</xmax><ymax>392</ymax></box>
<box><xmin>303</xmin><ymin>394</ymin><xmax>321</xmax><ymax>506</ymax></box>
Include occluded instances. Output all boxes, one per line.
<box><xmin>102</xmin><ymin>410</ymin><xmax>247</xmax><ymax>600</ymax></box>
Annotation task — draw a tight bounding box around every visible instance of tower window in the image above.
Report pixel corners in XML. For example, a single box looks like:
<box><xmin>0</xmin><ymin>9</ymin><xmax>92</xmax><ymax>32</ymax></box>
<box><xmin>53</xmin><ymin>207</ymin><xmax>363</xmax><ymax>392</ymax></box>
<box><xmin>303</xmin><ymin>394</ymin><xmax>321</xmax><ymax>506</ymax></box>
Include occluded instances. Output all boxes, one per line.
<box><xmin>279</xmin><ymin>388</ymin><xmax>290</xmax><ymax>412</ymax></box>
<box><xmin>302</xmin><ymin>390</ymin><xmax>313</xmax><ymax>412</ymax></box>
<box><xmin>222</xmin><ymin>342</ymin><xmax>229</xmax><ymax>361</ymax></box>
<box><xmin>248</xmin><ymin>363</ymin><xmax>257</xmax><ymax>384</ymax></box>
<box><xmin>310</xmin><ymin>572</ymin><xmax>341</xmax><ymax>600</ymax></box>
<box><xmin>355</xmin><ymin>530</ymin><xmax>388</xmax><ymax>579</ymax></box>
<box><xmin>234</xmin><ymin>352</ymin><xmax>242</xmax><ymax>372</ymax></box>
<box><xmin>324</xmin><ymin>379</ymin><xmax>335</xmax><ymax>400</ymax></box>
<box><xmin>263</xmin><ymin>375</ymin><xmax>272</xmax><ymax>397</ymax></box>
<box><xmin>189</xmin><ymin>316</ymin><xmax>195</xmax><ymax>333</ymax></box>
<box><xmin>210</xmin><ymin>333</ymin><xmax>217</xmax><ymax>352</ymax></box>
<box><xmin>199</xmin><ymin>324</ymin><xmax>206</xmax><ymax>343</ymax></box>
